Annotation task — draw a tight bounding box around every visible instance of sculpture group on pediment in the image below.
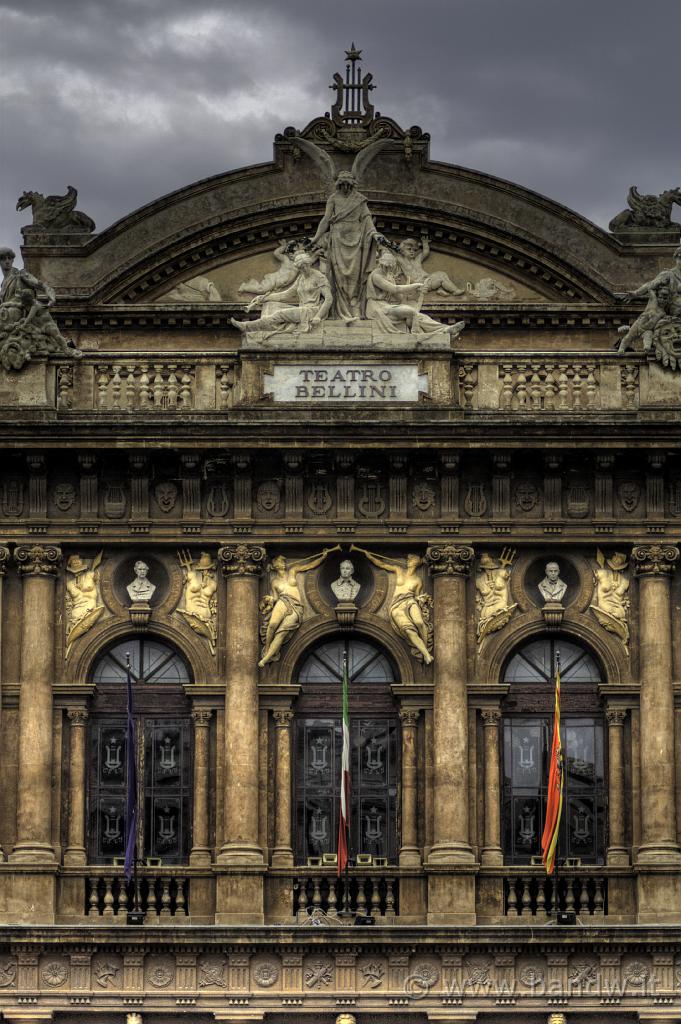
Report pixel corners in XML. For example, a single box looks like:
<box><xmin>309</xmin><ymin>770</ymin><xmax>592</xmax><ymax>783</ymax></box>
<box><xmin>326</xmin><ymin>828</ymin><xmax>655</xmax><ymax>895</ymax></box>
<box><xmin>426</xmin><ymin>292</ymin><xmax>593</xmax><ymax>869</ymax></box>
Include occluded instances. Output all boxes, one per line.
<box><xmin>231</xmin><ymin>252</ymin><xmax>332</xmax><ymax>337</ymax></box>
<box><xmin>163</xmin><ymin>275</ymin><xmax>222</xmax><ymax>303</ymax></box>
<box><xmin>366</xmin><ymin>250</ymin><xmax>465</xmax><ymax>339</ymax></box>
<box><xmin>259</xmin><ymin>546</ymin><xmax>341</xmax><ymax>667</ymax></box>
<box><xmin>350</xmin><ymin>545</ymin><xmax>433</xmax><ymax>664</ymax></box>
<box><xmin>0</xmin><ymin>247</ymin><xmax>81</xmax><ymax>372</ymax></box>
<box><xmin>616</xmin><ymin>245</ymin><xmax>681</xmax><ymax>370</ymax></box>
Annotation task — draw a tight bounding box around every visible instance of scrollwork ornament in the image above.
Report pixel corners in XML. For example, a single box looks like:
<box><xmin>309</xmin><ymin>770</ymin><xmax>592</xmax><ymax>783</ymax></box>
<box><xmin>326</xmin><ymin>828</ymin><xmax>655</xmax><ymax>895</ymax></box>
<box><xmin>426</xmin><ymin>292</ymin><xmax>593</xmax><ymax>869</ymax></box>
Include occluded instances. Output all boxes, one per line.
<box><xmin>218</xmin><ymin>543</ymin><xmax>267</xmax><ymax>577</ymax></box>
<box><xmin>632</xmin><ymin>544</ymin><xmax>679</xmax><ymax>577</ymax></box>
<box><xmin>15</xmin><ymin>543</ymin><xmax>62</xmax><ymax>576</ymax></box>
<box><xmin>426</xmin><ymin>544</ymin><xmax>474</xmax><ymax>577</ymax></box>
<box><xmin>0</xmin><ymin>545</ymin><xmax>9</xmax><ymax>575</ymax></box>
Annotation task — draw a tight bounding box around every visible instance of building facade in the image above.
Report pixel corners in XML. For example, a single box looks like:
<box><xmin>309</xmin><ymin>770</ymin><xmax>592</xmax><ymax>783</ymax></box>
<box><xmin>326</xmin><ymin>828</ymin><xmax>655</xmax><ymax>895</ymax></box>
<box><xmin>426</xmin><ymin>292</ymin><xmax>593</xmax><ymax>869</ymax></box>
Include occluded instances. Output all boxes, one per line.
<box><xmin>1</xmin><ymin>49</ymin><xmax>681</xmax><ymax>1024</ymax></box>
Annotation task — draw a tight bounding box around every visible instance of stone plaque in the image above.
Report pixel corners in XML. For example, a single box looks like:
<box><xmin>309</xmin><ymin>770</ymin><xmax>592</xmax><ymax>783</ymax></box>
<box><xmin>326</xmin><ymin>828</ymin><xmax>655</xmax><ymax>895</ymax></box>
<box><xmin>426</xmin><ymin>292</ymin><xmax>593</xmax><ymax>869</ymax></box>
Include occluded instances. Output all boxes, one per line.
<box><xmin>263</xmin><ymin>364</ymin><xmax>428</xmax><ymax>403</ymax></box>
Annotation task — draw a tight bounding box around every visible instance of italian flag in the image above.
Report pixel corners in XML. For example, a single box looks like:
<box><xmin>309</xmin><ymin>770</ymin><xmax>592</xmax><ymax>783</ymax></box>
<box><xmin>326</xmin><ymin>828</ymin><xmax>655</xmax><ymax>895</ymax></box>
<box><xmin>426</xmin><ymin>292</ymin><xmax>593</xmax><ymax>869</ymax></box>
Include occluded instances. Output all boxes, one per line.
<box><xmin>541</xmin><ymin>654</ymin><xmax>564</xmax><ymax>875</ymax></box>
<box><xmin>337</xmin><ymin>652</ymin><xmax>350</xmax><ymax>876</ymax></box>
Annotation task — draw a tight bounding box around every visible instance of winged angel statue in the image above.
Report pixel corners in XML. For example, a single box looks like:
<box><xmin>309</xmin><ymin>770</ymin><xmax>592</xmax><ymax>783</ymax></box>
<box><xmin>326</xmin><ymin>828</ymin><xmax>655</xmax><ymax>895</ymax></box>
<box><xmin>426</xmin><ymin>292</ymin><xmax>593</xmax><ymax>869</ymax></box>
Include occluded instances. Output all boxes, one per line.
<box><xmin>294</xmin><ymin>137</ymin><xmax>392</xmax><ymax>321</ymax></box>
<box><xmin>232</xmin><ymin>139</ymin><xmax>391</xmax><ymax>334</ymax></box>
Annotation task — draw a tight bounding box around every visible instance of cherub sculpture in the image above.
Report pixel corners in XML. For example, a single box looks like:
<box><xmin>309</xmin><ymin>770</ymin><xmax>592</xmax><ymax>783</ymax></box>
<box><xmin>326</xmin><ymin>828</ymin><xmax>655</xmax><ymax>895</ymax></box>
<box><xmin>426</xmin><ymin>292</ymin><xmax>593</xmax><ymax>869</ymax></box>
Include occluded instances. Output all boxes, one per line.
<box><xmin>395</xmin><ymin>234</ymin><xmax>465</xmax><ymax>297</ymax></box>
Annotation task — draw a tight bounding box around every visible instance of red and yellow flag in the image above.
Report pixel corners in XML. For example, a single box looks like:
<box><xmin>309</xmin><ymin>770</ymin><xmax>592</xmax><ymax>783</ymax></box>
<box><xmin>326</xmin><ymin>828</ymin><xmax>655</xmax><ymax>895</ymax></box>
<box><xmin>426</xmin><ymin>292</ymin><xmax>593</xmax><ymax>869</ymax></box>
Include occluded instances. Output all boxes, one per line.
<box><xmin>541</xmin><ymin>655</ymin><xmax>563</xmax><ymax>875</ymax></box>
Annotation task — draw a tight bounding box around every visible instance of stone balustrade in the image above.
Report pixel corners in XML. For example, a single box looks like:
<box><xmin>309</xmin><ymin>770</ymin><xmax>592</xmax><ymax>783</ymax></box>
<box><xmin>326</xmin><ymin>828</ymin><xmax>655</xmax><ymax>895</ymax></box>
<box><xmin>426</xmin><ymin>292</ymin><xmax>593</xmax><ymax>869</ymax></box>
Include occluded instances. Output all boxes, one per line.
<box><xmin>95</xmin><ymin>362</ymin><xmax>196</xmax><ymax>411</ymax></box>
<box><xmin>5</xmin><ymin>351</ymin><xmax>676</xmax><ymax>413</ymax></box>
<box><xmin>294</xmin><ymin>870</ymin><xmax>398</xmax><ymax>920</ymax></box>
<box><xmin>504</xmin><ymin>870</ymin><xmax>607</xmax><ymax>917</ymax></box>
<box><xmin>457</xmin><ymin>353</ymin><xmax>642</xmax><ymax>411</ymax></box>
<box><xmin>85</xmin><ymin>871</ymin><xmax>189</xmax><ymax>919</ymax></box>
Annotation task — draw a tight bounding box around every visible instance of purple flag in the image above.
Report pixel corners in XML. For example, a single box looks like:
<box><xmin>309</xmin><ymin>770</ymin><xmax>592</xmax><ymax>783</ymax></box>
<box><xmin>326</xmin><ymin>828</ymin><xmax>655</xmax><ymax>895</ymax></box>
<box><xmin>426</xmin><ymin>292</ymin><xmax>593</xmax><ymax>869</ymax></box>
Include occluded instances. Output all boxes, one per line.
<box><xmin>124</xmin><ymin>657</ymin><xmax>137</xmax><ymax>882</ymax></box>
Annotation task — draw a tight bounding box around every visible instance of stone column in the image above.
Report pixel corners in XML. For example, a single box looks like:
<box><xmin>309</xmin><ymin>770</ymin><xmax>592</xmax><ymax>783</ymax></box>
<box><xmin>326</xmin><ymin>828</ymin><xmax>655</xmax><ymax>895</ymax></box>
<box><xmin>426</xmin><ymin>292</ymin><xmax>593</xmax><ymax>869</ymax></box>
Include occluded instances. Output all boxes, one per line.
<box><xmin>63</xmin><ymin>708</ymin><xmax>89</xmax><ymax>865</ymax></box>
<box><xmin>425</xmin><ymin>544</ymin><xmax>475</xmax><ymax>864</ymax></box>
<box><xmin>217</xmin><ymin>544</ymin><xmax>266</xmax><ymax>864</ymax></box>
<box><xmin>10</xmin><ymin>544</ymin><xmax>61</xmax><ymax>863</ymax></box>
<box><xmin>399</xmin><ymin>708</ymin><xmax>421</xmax><ymax>866</ymax></box>
<box><xmin>271</xmin><ymin>710</ymin><xmax>294</xmax><ymax>867</ymax></box>
<box><xmin>0</xmin><ymin>545</ymin><xmax>9</xmax><ymax>860</ymax></box>
<box><xmin>190</xmin><ymin>709</ymin><xmax>212</xmax><ymax>865</ymax></box>
<box><xmin>632</xmin><ymin>544</ymin><xmax>681</xmax><ymax>863</ymax></box>
<box><xmin>605</xmin><ymin>706</ymin><xmax>629</xmax><ymax>866</ymax></box>
<box><xmin>481</xmin><ymin>707</ymin><xmax>503</xmax><ymax>866</ymax></box>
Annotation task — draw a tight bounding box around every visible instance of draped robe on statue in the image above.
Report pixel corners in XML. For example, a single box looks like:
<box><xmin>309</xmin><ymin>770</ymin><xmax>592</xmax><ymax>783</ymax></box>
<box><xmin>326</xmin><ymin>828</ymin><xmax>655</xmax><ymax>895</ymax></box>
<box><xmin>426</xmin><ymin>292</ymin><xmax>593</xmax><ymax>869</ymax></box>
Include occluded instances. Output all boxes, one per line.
<box><xmin>317</xmin><ymin>189</ymin><xmax>378</xmax><ymax>320</ymax></box>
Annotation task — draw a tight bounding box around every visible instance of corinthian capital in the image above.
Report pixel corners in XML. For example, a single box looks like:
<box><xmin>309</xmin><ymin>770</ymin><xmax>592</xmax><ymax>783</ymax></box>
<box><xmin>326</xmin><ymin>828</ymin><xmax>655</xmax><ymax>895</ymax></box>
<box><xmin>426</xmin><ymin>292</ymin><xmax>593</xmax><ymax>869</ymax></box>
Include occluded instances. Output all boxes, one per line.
<box><xmin>425</xmin><ymin>544</ymin><xmax>474</xmax><ymax>578</ymax></box>
<box><xmin>218</xmin><ymin>543</ymin><xmax>266</xmax><ymax>577</ymax></box>
<box><xmin>14</xmin><ymin>543</ymin><xmax>62</xmax><ymax>577</ymax></box>
<box><xmin>631</xmin><ymin>544</ymin><xmax>679</xmax><ymax>577</ymax></box>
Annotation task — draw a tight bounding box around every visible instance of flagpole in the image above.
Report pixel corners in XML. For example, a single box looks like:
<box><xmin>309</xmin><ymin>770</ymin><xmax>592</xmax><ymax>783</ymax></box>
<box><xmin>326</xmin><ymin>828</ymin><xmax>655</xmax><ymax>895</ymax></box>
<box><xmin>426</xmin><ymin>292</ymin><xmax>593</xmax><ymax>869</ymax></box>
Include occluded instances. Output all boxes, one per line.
<box><xmin>554</xmin><ymin>648</ymin><xmax>561</xmax><ymax>914</ymax></box>
<box><xmin>338</xmin><ymin>649</ymin><xmax>352</xmax><ymax>916</ymax></box>
<box><xmin>125</xmin><ymin>652</ymin><xmax>143</xmax><ymax>924</ymax></box>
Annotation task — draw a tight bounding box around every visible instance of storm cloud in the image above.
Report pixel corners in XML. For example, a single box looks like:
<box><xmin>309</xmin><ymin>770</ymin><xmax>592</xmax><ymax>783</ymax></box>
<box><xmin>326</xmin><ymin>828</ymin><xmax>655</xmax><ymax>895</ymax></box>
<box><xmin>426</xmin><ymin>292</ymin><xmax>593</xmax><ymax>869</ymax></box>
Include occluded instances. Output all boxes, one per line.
<box><xmin>1</xmin><ymin>0</ymin><xmax>679</xmax><ymax>251</ymax></box>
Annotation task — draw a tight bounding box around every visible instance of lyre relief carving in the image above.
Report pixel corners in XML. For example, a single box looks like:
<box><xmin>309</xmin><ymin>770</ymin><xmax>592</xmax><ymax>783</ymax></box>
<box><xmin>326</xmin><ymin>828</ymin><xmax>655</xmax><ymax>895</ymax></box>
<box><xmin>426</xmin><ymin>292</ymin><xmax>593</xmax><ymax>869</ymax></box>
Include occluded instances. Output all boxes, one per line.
<box><xmin>65</xmin><ymin>550</ymin><xmax>105</xmax><ymax>658</ymax></box>
<box><xmin>259</xmin><ymin>546</ymin><xmax>341</xmax><ymax>668</ymax></box>
<box><xmin>350</xmin><ymin>545</ymin><xmax>433</xmax><ymax>664</ymax></box>
<box><xmin>176</xmin><ymin>549</ymin><xmax>218</xmax><ymax>655</ymax></box>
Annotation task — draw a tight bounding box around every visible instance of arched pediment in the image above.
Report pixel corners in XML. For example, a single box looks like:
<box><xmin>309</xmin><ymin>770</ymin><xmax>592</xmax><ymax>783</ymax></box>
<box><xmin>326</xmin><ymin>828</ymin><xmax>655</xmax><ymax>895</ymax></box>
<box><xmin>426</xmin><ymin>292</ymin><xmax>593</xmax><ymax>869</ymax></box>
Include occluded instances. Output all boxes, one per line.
<box><xmin>32</xmin><ymin>139</ymin><xmax>637</xmax><ymax>307</ymax></box>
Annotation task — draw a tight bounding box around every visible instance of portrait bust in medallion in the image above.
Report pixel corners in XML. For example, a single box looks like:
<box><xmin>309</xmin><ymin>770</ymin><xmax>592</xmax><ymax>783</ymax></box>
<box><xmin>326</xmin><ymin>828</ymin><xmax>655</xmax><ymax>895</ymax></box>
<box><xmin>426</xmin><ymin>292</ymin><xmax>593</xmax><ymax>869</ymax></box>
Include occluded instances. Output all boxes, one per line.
<box><xmin>330</xmin><ymin>559</ymin><xmax>361</xmax><ymax>603</ymax></box>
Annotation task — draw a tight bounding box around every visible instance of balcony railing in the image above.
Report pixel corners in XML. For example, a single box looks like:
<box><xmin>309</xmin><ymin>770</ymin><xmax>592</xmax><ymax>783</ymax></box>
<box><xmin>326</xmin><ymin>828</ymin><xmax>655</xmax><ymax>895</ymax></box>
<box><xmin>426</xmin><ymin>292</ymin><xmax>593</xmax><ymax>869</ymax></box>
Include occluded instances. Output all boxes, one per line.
<box><xmin>85</xmin><ymin>871</ymin><xmax>189</xmax><ymax>919</ymax></box>
<box><xmin>294</xmin><ymin>871</ymin><xmax>399</xmax><ymax>920</ymax></box>
<box><xmin>504</xmin><ymin>871</ymin><xmax>607</xmax><ymax>917</ymax></box>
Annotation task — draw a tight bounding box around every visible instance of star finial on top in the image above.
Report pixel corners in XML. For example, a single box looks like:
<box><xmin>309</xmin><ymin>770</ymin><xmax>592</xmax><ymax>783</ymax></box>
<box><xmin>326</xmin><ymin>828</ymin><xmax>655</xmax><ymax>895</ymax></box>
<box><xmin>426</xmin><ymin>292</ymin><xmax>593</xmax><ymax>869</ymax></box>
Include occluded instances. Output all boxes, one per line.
<box><xmin>345</xmin><ymin>42</ymin><xmax>362</xmax><ymax>62</ymax></box>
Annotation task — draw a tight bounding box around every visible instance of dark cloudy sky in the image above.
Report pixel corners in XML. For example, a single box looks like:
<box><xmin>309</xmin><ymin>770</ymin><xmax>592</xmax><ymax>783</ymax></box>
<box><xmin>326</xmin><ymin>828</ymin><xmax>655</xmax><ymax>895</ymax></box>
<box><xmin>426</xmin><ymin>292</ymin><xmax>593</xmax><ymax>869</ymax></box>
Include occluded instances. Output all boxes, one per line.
<box><xmin>1</xmin><ymin>0</ymin><xmax>679</xmax><ymax>251</ymax></box>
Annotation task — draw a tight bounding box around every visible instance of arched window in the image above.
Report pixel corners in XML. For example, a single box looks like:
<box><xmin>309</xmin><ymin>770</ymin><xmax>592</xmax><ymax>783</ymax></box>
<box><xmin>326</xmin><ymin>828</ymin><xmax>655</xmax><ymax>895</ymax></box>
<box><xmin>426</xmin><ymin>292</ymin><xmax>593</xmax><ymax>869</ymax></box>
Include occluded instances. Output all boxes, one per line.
<box><xmin>294</xmin><ymin>636</ymin><xmax>399</xmax><ymax>866</ymax></box>
<box><xmin>88</xmin><ymin>637</ymin><xmax>192</xmax><ymax>865</ymax></box>
<box><xmin>502</xmin><ymin>636</ymin><xmax>606</xmax><ymax>865</ymax></box>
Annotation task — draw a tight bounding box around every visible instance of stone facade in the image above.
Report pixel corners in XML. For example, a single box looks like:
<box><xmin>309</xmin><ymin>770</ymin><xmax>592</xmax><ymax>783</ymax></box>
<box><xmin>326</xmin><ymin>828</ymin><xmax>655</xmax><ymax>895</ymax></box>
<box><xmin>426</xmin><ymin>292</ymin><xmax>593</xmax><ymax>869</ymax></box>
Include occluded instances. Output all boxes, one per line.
<box><xmin>1</xmin><ymin>49</ymin><xmax>680</xmax><ymax>1024</ymax></box>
